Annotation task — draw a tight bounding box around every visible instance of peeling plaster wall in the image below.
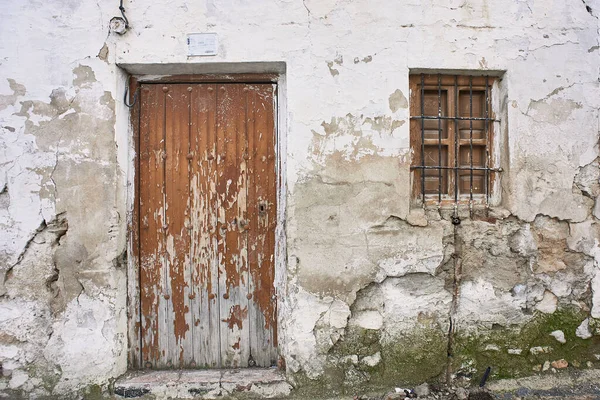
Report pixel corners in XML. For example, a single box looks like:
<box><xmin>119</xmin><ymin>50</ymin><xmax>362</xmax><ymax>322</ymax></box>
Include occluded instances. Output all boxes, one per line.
<box><xmin>0</xmin><ymin>1</ymin><xmax>128</xmax><ymax>398</ymax></box>
<box><xmin>1</xmin><ymin>0</ymin><xmax>599</xmax><ymax>397</ymax></box>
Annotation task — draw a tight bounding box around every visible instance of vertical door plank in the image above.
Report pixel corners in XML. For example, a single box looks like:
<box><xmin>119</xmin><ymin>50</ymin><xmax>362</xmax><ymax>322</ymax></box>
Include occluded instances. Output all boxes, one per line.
<box><xmin>263</xmin><ymin>84</ymin><xmax>278</xmax><ymax>364</ymax></box>
<box><xmin>156</xmin><ymin>87</ymin><xmax>170</xmax><ymax>369</ymax></box>
<box><xmin>179</xmin><ymin>83</ymin><xmax>195</xmax><ymax>367</ymax></box>
<box><xmin>190</xmin><ymin>84</ymin><xmax>221</xmax><ymax>367</ymax></box>
<box><xmin>215</xmin><ymin>85</ymin><xmax>227</xmax><ymax>367</ymax></box>
<box><xmin>139</xmin><ymin>84</ymin><xmax>167</xmax><ymax>368</ymax></box>
<box><xmin>247</xmin><ymin>84</ymin><xmax>278</xmax><ymax>366</ymax></box>
<box><xmin>246</xmin><ymin>85</ymin><xmax>261</xmax><ymax>366</ymax></box>
<box><xmin>164</xmin><ymin>85</ymin><xmax>193</xmax><ymax>368</ymax></box>
<box><xmin>236</xmin><ymin>86</ymin><xmax>251</xmax><ymax>367</ymax></box>
<box><xmin>128</xmin><ymin>77</ymin><xmax>142</xmax><ymax>369</ymax></box>
<box><xmin>217</xmin><ymin>84</ymin><xmax>250</xmax><ymax>368</ymax></box>
<box><xmin>263</xmin><ymin>84</ymin><xmax>278</xmax><ymax>365</ymax></box>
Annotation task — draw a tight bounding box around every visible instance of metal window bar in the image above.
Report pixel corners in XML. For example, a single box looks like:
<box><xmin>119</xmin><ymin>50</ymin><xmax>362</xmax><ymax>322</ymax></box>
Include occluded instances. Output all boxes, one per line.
<box><xmin>411</xmin><ymin>75</ymin><xmax>500</xmax><ymax>205</ymax></box>
<box><xmin>412</xmin><ymin>166</ymin><xmax>501</xmax><ymax>171</ymax></box>
<box><xmin>469</xmin><ymin>76</ymin><xmax>474</xmax><ymax>205</ymax></box>
<box><xmin>420</xmin><ymin>74</ymin><xmax>425</xmax><ymax>204</ymax></box>
<box><xmin>410</xmin><ymin>116</ymin><xmax>497</xmax><ymax>121</ymax></box>
<box><xmin>437</xmin><ymin>74</ymin><xmax>442</xmax><ymax>203</ymax></box>
<box><xmin>484</xmin><ymin>75</ymin><xmax>489</xmax><ymax>203</ymax></box>
<box><xmin>454</xmin><ymin>75</ymin><xmax>459</xmax><ymax>207</ymax></box>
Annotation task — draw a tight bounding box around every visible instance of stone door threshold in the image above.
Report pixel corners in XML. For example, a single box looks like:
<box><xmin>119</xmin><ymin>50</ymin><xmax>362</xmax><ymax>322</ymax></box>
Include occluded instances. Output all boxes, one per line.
<box><xmin>114</xmin><ymin>368</ymin><xmax>292</xmax><ymax>399</ymax></box>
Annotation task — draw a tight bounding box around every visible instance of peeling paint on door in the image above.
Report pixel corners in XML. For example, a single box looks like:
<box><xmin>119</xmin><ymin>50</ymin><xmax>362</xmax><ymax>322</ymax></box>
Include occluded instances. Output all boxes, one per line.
<box><xmin>138</xmin><ymin>83</ymin><xmax>277</xmax><ymax>369</ymax></box>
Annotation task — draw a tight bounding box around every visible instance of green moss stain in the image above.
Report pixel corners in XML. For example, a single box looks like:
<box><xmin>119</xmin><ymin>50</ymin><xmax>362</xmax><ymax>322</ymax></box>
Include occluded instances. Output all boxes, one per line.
<box><xmin>452</xmin><ymin>309</ymin><xmax>600</xmax><ymax>380</ymax></box>
<box><xmin>290</xmin><ymin>308</ymin><xmax>599</xmax><ymax>397</ymax></box>
<box><xmin>82</xmin><ymin>384</ymin><xmax>104</xmax><ymax>400</ymax></box>
<box><xmin>291</xmin><ymin>326</ymin><xmax>447</xmax><ymax>396</ymax></box>
<box><xmin>377</xmin><ymin>329</ymin><xmax>447</xmax><ymax>385</ymax></box>
<box><xmin>289</xmin><ymin>370</ymin><xmax>346</xmax><ymax>398</ymax></box>
<box><xmin>25</xmin><ymin>363</ymin><xmax>60</xmax><ymax>394</ymax></box>
<box><xmin>332</xmin><ymin>327</ymin><xmax>381</xmax><ymax>359</ymax></box>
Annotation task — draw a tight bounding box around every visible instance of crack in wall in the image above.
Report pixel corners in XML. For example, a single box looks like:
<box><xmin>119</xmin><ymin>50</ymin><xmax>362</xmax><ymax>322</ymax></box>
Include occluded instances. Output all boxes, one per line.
<box><xmin>2</xmin><ymin>212</ymin><xmax>68</xmax><ymax>300</ymax></box>
<box><xmin>446</xmin><ymin>221</ymin><xmax>463</xmax><ymax>384</ymax></box>
<box><xmin>2</xmin><ymin>219</ymin><xmax>48</xmax><ymax>294</ymax></box>
<box><xmin>302</xmin><ymin>0</ymin><xmax>311</xmax><ymax>17</ymax></box>
<box><xmin>48</xmin><ymin>94</ymin><xmax>77</xmax><ymax>202</ymax></box>
<box><xmin>582</xmin><ymin>0</ymin><xmax>595</xmax><ymax>16</ymax></box>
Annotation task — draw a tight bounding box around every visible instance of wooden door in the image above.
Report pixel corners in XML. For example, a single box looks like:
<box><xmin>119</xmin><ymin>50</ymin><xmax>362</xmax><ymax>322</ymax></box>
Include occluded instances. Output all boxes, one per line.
<box><xmin>138</xmin><ymin>82</ymin><xmax>277</xmax><ymax>369</ymax></box>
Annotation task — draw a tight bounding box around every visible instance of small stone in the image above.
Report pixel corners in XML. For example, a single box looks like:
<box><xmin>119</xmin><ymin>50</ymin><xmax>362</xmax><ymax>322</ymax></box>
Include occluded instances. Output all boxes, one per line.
<box><xmin>587</xmin><ymin>361</ymin><xmax>593</xmax><ymax>368</ymax></box>
<box><xmin>488</xmin><ymin>207</ymin><xmax>511</xmax><ymax>219</ymax></box>
<box><xmin>542</xmin><ymin>361</ymin><xmax>551</xmax><ymax>371</ymax></box>
<box><xmin>455</xmin><ymin>387</ymin><xmax>468</xmax><ymax>400</ymax></box>
<box><xmin>8</xmin><ymin>370</ymin><xmax>28</xmax><ymax>389</ymax></box>
<box><xmin>536</xmin><ymin>291</ymin><xmax>558</xmax><ymax>314</ymax></box>
<box><xmin>384</xmin><ymin>393</ymin><xmax>403</xmax><ymax>400</ymax></box>
<box><xmin>414</xmin><ymin>383</ymin><xmax>430</xmax><ymax>397</ymax></box>
<box><xmin>489</xmin><ymin>246</ymin><xmax>502</xmax><ymax>256</ymax></box>
<box><xmin>467</xmin><ymin>390</ymin><xmax>494</xmax><ymax>400</ymax></box>
<box><xmin>361</xmin><ymin>352</ymin><xmax>381</xmax><ymax>367</ymax></box>
<box><xmin>508</xmin><ymin>225</ymin><xmax>537</xmax><ymax>256</ymax></box>
<box><xmin>407</xmin><ymin>209</ymin><xmax>428</xmax><ymax>227</ymax></box>
<box><xmin>530</xmin><ymin>346</ymin><xmax>553</xmax><ymax>355</ymax></box>
<box><xmin>512</xmin><ymin>284</ymin><xmax>527</xmax><ymax>296</ymax></box>
<box><xmin>508</xmin><ymin>348</ymin><xmax>522</xmax><ymax>355</ymax></box>
<box><xmin>551</xmin><ymin>359</ymin><xmax>568</xmax><ymax>369</ymax></box>
<box><xmin>484</xmin><ymin>344</ymin><xmax>500</xmax><ymax>351</ymax></box>
<box><xmin>550</xmin><ymin>330</ymin><xmax>566</xmax><ymax>344</ymax></box>
<box><xmin>532</xmin><ymin>364</ymin><xmax>542</xmax><ymax>371</ymax></box>
<box><xmin>340</xmin><ymin>354</ymin><xmax>359</xmax><ymax>365</ymax></box>
<box><xmin>572</xmin><ymin>360</ymin><xmax>581</xmax><ymax>368</ymax></box>
<box><xmin>576</xmin><ymin>318</ymin><xmax>593</xmax><ymax>339</ymax></box>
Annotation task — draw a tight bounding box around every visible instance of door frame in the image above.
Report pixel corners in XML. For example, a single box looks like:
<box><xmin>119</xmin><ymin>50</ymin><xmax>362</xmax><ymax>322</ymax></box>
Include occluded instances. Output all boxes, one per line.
<box><xmin>125</xmin><ymin>73</ymin><xmax>286</xmax><ymax>369</ymax></box>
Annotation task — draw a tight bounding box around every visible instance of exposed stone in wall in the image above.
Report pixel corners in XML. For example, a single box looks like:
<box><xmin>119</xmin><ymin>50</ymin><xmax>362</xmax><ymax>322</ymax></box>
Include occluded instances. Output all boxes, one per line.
<box><xmin>0</xmin><ymin>209</ymin><xmax>125</xmax><ymax>396</ymax></box>
<box><xmin>287</xmin><ymin>210</ymin><xmax>600</xmax><ymax>393</ymax></box>
<box><xmin>450</xmin><ymin>212</ymin><xmax>599</xmax><ymax>380</ymax></box>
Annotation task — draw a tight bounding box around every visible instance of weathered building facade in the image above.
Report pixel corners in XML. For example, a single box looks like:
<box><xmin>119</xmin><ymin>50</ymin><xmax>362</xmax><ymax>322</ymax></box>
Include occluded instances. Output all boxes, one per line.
<box><xmin>1</xmin><ymin>0</ymin><xmax>599</xmax><ymax>398</ymax></box>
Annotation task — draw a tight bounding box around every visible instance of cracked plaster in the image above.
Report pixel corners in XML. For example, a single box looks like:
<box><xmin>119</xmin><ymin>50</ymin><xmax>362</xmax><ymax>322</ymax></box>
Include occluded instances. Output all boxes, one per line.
<box><xmin>1</xmin><ymin>0</ymin><xmax>600</xmax><ymax>397</ymax></box>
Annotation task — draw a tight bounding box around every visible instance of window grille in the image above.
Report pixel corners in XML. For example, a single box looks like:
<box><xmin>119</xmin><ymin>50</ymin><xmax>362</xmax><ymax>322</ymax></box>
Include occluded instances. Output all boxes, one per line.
<box><xmin>409</xmin><ymin>74</ymin><xmax>502</xmax><ymax>206</ymax></box>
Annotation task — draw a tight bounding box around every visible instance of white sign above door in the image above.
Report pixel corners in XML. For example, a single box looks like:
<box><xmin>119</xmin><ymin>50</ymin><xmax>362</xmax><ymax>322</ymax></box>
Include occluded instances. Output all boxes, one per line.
<box><xmin>187</xmin><ymin>33</ymin><xmax>218</xmax><ymax>56</ymax></box>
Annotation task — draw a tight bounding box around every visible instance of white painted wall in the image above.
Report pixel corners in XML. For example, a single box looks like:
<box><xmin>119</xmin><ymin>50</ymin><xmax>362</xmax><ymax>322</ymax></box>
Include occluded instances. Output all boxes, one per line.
<box><xmin>0</xmin><ymin>0</ymin><xmax>599</xmax><ymax>397</ymax></box>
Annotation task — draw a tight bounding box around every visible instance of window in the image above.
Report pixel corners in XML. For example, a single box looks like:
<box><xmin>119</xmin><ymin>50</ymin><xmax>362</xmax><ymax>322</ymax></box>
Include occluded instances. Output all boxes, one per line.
<box><xmin>409</xmin><ymin>74</ymin><xmax>500</xmax><ymax>206</ymax></box>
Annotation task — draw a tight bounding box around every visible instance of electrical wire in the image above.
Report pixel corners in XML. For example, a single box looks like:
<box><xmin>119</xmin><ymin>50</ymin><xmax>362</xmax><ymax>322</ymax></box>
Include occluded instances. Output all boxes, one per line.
<box><xmin>119</xmin><ymin>0</ymin><xmax>129</xmax><ymax>28</ymax></box>
<box><xmin>124</xmin><ymin>76</ymin><xmax>138</xmax><ymax>108</ymax></box>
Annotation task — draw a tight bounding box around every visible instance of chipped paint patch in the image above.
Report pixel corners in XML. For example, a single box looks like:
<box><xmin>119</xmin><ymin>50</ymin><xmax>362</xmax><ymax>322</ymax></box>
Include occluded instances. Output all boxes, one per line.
<box><xmin>388</xmin><ymin>89</ymin><xmax>408</xmax><ymax>112</ymax></box>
